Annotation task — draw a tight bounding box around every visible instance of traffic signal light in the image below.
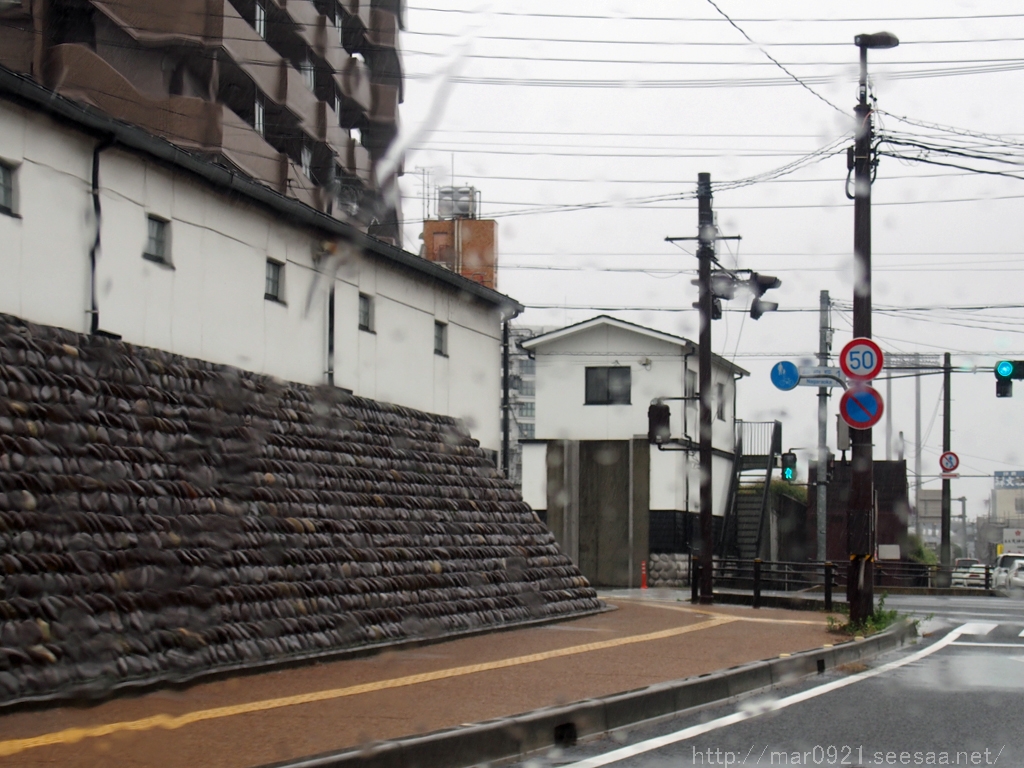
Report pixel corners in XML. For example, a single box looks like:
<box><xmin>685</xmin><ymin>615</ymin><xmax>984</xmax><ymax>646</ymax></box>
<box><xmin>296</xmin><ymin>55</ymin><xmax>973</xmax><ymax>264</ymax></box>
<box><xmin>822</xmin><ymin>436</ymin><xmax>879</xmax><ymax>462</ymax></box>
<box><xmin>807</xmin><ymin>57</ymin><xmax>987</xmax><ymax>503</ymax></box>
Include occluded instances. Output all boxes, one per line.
<box><xmin>995</xmin><ymin>360</ymin><xmax>1024</xmax><ymax>397</ymax></box>
<box><xmin>781</xmin><ymin>451</ymin><xmax>797</xmax><ymax>482</ymax></box>
<box><xmin>748</xmin><ymin>273</ymin><xmax>781</xmax><ymax>320</ymax></box>
<box><xmin>648</xmin><ymin>402</ymin><xmax>671</xmax><ymax>444</ymax></box>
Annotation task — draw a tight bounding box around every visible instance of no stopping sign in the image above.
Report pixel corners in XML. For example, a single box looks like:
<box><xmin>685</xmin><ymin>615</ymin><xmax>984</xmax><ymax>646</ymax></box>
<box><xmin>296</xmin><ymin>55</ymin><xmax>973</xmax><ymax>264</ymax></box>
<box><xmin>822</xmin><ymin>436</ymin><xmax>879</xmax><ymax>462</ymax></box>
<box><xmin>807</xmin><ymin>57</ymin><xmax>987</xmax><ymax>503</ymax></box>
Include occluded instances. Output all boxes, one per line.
<box><xmin>840</xmin><ymin>385</ymin><xmax>884</xmax><ymax>430</ymax></box>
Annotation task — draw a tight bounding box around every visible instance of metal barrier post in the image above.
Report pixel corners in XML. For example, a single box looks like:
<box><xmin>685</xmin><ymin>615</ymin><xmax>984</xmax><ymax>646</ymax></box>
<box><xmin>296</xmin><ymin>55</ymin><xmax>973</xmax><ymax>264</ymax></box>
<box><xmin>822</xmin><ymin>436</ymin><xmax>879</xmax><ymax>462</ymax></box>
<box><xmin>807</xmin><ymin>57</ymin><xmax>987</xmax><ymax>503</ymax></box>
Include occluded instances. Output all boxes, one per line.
<box><xmin>824</xmin><ymin>561</ymin><xmax>833</xmax><ymax>612</ymax></box>
<box><xmin>691</xmin><ymin>563</ymin><xmax>701</xmax><ymax>603</ymax></box>
<box><xmin>753</xmin><ymin>559</ymin><xmax>762</xmax><ymax>609</ymax></box>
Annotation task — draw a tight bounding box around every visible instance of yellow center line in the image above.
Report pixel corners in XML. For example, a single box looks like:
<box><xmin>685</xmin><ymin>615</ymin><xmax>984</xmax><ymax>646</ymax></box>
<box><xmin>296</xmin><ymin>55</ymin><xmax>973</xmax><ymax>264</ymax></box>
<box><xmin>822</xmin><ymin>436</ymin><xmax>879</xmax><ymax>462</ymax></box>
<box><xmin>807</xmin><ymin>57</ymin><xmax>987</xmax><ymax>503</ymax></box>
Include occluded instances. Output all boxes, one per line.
<box><xmin>600</xmin><ymin>595</ymin><xmax>830</xmax><ymax>626</ymax></box>
<box><xmin>0</xmin><ymin>616</ymin><xmax>736</xmax><ymax>758</ymax></box>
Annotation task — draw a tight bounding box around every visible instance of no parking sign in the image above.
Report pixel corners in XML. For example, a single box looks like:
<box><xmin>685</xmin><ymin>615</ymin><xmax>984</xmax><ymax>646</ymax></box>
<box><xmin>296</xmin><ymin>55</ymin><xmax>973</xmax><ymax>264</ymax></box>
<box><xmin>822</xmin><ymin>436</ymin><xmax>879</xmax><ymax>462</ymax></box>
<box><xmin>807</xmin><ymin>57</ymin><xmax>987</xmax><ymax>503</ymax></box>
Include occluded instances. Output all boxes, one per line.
<box><xmin>839</xmin><ymin>386</ymin><xmax>884</xmax><ymax>430</ymax></box>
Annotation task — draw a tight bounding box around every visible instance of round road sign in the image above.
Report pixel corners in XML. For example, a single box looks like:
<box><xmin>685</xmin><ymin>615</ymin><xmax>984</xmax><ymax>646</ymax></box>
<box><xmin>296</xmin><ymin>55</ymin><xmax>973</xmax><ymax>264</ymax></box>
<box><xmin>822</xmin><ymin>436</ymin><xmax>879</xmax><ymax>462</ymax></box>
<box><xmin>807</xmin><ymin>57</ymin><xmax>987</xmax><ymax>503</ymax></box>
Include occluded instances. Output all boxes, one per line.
<box><xmin>840</xmin><ymin>337</ymin><xmax>884</xmax><ymax>380</ymax></box>
<box><xmin>770</xmin><ymin>360</ymin><xmax>800</xmax><ymax>391</ymax></box>
<box><xmin>840</xmin><ymin>385</ymin><xmax>884</xmax><ymax>430</ymax></box>
<box><xmin>939</xmin><ymin>451</ymin><xmax>960</xmax><ymax>473</ymax></box>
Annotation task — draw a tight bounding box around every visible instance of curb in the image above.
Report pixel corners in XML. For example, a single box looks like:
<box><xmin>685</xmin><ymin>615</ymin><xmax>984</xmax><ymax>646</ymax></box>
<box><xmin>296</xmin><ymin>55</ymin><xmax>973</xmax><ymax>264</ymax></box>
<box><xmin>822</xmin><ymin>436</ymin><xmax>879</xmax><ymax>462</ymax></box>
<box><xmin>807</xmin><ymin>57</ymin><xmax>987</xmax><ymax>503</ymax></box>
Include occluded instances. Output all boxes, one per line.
<box><xmin>263</xmin><ymin>620</ymin><xmax>917</xmax><ymax>768</ymax></box>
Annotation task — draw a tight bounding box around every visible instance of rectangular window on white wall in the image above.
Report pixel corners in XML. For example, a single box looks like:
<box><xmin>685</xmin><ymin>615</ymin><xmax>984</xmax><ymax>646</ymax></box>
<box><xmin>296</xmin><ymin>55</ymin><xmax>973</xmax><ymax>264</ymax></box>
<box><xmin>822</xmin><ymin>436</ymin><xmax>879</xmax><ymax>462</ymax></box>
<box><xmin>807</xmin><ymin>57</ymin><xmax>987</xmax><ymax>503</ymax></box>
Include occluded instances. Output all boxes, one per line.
<box><xmin>0</xmin><ymin>162</ymin><xmax>15</xmax><ymax>215</ymax></box>
<box><xmin>265</xmin><ymin>259</ymin><xmax>283</xmax><ymax>302</ymax></box>
<box><xmin>301</xmin><ymin>56</ymin><xmax>316</xmax><ymax>92</ymax></box>
<box><xmin>716</xmin><ymin>382</ymin><xmax>726</xmax><ymax>421</ymax></box>
<box><xmin>358</xmin><ymin>293</ymin><xmax>373</xmax><ymax>331</ymax></box>
<box><xmin>143</xmin><ymin>215</ymin><xmax>170</xmax><ymax>265</ymax></box>
<box><xmin>517</xmin><ymin>402</ymin><xmax>535</xmax><ymax>418</ymax></box>
<box><xmin>519</xmin><ymin>423</ymin><xmax>535</xmax><ymax>440</ymax></box>
<box><xmin>434</xmin><ymin>321</ymin><xmax>448</xmax><ymax>356</ymax></box>
<box><xmin>585</xmin><ymin>366</ymin><xmax>631</xmax><ymax>405</ymax></box>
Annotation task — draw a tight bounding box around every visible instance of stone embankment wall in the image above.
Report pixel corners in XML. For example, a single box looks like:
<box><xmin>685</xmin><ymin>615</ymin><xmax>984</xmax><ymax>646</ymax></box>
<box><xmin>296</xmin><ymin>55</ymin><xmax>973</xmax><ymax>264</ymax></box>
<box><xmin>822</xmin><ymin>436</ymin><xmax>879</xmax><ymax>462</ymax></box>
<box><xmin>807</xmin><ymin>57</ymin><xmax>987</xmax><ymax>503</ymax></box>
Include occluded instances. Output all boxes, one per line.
<box><xmin>0</xmin><ymin>314</ymin><xmax>600</xmax><ymax>705</ymax></box>
<box><xmin>648</xmin><ymin>553</ymin><xmax>691</xmax><ymax>587</ymax></box>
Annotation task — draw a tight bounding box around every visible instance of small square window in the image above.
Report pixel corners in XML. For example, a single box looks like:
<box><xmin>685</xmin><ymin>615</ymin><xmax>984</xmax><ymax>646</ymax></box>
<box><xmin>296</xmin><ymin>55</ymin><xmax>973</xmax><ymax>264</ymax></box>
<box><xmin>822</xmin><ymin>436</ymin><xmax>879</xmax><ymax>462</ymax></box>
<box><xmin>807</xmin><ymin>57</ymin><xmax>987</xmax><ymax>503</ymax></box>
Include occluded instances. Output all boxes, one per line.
<box><xmin>254</xmin><ymin>0</ymin><xmax>266</xmax><ymax>37</ymax></box>
<box><xmin>143</xmin><ymin>215</ymin><xmax>170</xmax><ymax>264</ymax></box>
<box><xmin>434</xmin><ymin>321</ymin><xmax>447</xmax><ymax>356</ymax></box>
<box><xmin>585</xmin><ymin>366</ymin><xmax>630</xmax><ymax>405</ymax></box>
<box><xmin>0</xmin><ymin>163</ymin><xmax>14</xmax><ymax>215</ymax></box>
<box><xmin>518</xmin><ymin>379</ymin><xmax>535</xmax><ymax>397</ymax></box>
<box><xmin>517</xmin><ymin>402</ymin><xmax>535</xmax><ymax>418</ymax></box>
<box><xmin>265</xmin><ymin>259</ymin><xmax>283</xmax><ymax>301</ymax></box>
<box><xmin>519</xmin><ymin>358</ymin><xmax>535</xmax><ymax>376</ymax></box>
<box><xmin>519</xmin><ymin>423</ymin><xmax>535</xmax><ymax>440</ymax></box>
<box><xmin>358</xmin><ymin>293</ymin><xmax>373</xmax><ymax>331</ymax></box>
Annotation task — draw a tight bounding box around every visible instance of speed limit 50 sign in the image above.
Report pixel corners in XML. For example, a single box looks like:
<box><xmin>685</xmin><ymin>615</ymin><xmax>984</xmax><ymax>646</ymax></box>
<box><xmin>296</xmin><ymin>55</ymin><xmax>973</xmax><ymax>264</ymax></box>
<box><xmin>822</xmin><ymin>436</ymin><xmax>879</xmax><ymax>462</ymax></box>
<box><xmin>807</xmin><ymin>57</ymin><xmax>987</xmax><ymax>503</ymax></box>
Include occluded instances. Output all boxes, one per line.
<box><xmin>840</xmin><ymin>337</ymin><xmax>884</xmax><ymax>381</ymax></box>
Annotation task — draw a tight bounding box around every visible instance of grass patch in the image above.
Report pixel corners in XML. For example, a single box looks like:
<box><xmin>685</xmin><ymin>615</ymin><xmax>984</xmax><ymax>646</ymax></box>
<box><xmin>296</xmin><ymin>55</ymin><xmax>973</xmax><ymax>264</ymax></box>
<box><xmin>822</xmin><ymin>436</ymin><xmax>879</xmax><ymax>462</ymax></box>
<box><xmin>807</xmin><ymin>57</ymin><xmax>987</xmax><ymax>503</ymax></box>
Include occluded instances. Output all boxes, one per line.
<box><xmin>826</xmin><ymin>594</ymin><xmax>913</xmax><ymax>636</ymax></box>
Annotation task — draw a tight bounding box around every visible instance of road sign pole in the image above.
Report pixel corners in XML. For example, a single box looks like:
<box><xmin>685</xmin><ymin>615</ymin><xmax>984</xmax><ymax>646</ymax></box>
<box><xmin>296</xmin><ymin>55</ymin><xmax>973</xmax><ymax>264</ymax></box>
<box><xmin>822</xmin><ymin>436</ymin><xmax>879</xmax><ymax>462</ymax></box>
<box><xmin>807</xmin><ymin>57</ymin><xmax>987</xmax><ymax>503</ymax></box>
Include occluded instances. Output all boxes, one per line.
<box><xmin>817</xmin><ymin>290</ymin><xmax>830</xmax><ymax>561</ymax></box>
<box><xmin>850</xmin><ymin>41</ymin><xmax>875</xmax><ymax>624</ymax></box>
<box><xmin>940</xmin><ymin>352</ymin><xmax>952</xmax><ymax>585</ymax></box>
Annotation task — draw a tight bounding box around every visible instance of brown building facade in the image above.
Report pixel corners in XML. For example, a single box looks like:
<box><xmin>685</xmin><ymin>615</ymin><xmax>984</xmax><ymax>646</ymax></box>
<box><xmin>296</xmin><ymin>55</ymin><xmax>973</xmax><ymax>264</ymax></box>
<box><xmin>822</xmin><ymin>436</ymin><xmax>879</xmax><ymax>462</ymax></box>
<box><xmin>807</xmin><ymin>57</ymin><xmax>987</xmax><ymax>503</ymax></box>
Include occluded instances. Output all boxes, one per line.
<box><xmin>0</xmin><ymin>0</ymin><xmax>403</xmax><ymax>241</ymax></box>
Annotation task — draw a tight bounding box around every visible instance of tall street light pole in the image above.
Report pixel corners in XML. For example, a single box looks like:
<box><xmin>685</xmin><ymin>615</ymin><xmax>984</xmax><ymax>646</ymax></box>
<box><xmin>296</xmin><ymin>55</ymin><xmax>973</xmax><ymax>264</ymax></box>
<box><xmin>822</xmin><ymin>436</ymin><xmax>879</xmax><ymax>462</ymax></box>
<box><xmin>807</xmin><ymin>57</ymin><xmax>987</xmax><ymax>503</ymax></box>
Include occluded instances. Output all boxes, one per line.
<box><xmin>849</xmin><ymin>31</ymin><xmax>898</xmax><ymax>626</ymax></box>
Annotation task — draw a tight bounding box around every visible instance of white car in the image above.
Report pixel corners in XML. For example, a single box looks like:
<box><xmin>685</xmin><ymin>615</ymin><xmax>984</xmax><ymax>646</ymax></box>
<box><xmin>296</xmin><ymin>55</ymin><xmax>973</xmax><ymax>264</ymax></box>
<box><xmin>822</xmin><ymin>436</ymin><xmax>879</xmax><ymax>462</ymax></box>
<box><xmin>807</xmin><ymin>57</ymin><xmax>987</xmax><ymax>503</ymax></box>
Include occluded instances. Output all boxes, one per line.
<box><xmin>952</xmin><ymin>564</ymin><xmax>988</xmax><ymax>589</ymax></box>
<box><xmin>992</xmin><ymin>553</ymin><xmax>1024</xmax><ymax>593</ymax></box>
<box><xmin>1008</xmin><ymin>562</ymin><xmax>1024</xmax><ymax>593</ymax></box>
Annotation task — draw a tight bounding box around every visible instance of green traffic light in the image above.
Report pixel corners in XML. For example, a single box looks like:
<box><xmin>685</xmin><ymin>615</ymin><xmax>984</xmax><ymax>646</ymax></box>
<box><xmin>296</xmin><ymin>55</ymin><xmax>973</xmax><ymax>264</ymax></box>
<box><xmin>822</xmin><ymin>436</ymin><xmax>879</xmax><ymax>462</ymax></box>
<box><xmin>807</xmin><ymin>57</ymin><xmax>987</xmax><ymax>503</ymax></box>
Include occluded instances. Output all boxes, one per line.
<box><xmin>783</xmin><ymin>467</ymin><xmax>795</xmax><ymax>481</ymax></box>
<box><xmin>996</xmin><ymin>360</ymin><xmax>1015</xmax><ymax>379</ymax></box>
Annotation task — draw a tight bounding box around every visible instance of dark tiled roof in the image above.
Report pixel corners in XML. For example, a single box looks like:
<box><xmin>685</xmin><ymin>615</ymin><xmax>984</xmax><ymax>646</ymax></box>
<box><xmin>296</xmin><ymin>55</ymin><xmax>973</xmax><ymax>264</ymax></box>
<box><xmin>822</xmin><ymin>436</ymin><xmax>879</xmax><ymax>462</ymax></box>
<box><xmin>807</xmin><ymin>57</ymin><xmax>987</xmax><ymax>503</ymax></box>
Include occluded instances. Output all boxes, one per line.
<box><xmin>0</xmin><ymin>314</ymin><xmax>599</xmax><ymax>706</ymax></box>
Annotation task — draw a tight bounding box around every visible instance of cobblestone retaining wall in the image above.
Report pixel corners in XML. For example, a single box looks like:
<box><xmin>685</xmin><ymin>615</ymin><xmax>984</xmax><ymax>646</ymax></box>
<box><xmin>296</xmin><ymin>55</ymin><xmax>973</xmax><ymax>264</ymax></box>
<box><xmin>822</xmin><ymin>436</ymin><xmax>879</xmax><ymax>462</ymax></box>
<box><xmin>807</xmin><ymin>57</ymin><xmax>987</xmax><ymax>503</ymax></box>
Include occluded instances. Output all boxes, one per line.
<box><xmin>0</xmin><ymin>314</ymin><xmax>600</xmax><ymax>705</ymax></box>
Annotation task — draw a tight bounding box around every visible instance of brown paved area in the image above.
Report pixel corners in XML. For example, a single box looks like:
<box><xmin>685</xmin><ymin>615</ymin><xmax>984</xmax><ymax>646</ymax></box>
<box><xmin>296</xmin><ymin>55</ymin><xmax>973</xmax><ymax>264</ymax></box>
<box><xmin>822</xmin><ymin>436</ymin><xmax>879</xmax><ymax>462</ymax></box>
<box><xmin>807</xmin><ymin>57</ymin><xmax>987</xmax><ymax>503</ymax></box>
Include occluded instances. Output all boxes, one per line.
<box><xmin>0</xmin><ymin>593</ymin><xmax>839</xmax><ymax>768</ymax></box>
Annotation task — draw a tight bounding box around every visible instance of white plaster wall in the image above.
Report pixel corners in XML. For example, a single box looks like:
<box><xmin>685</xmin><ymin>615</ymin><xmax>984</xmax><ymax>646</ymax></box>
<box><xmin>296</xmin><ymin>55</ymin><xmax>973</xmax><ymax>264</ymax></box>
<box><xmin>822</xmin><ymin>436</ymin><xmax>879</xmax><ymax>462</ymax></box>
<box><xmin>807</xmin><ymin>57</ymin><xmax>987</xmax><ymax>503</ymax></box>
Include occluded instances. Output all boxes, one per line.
<box><xmin>0</xmin><ymin>103</ymin><xmax>504</xmax><ymax>450</ymax></box>
<box><xmin>0</xmin><ymin>104</ymin><xmax>93</xmax><ymax>333</ymax></box>
<box><xmin>520</xmin><ymin>442</ymin><xmax>548</xmax><ymax>510</ymax></box>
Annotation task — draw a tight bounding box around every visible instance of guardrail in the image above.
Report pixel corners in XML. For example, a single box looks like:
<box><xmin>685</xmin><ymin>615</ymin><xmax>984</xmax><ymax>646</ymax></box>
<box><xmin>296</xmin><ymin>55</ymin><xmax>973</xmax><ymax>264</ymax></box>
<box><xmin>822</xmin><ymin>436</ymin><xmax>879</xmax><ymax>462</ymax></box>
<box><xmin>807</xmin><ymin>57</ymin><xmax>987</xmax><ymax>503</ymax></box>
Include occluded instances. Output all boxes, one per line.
<box><xmin>685</xmin><ymin>557</ymin><xmax>993</xmax><ymax>609</ymax></box>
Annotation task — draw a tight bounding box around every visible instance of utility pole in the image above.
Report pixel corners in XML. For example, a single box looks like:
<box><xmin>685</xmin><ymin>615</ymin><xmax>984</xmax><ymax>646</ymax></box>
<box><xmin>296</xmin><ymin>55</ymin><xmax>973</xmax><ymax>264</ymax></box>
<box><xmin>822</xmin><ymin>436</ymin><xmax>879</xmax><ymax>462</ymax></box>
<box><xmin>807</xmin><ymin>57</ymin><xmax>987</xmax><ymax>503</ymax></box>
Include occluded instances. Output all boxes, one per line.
<box><xmin>664</xmin><ymin>174</ymin><xmax>746</xmax><ymax>605</ymax></box>
<box><xmin>848</xmin><ymin>31</ymin><xmax>898</xmax><ymax>624</ymax></box>
<box><xmin>940</xmin><ymin>351</ymin><xmax>952</xmax><ymax>582</ymax></box>
<box><xmin>817</xmin><ymin>290</ymin><xmax>830</xmax><ymax>561</ymax></box>
<box><xmin>915</xmin><ymin>366</ymin><xmax>922</xmax><ymax>539</ymax></box>
<box><xmin>696</xmin><ymin>173</ymin><xmax>716</xmax><ymax>604</ymax></box>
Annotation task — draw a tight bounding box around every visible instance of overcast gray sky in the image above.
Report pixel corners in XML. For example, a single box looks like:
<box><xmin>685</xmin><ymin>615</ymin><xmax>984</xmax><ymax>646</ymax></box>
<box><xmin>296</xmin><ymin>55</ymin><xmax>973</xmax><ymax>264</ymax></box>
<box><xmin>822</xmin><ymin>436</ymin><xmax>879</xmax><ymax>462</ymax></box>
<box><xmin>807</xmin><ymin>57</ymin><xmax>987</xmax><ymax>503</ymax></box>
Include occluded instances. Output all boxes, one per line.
<box><xmin>396</xmin><ymin>0</ymin><xmax>1024</xmax><ymax>521</ymax></box>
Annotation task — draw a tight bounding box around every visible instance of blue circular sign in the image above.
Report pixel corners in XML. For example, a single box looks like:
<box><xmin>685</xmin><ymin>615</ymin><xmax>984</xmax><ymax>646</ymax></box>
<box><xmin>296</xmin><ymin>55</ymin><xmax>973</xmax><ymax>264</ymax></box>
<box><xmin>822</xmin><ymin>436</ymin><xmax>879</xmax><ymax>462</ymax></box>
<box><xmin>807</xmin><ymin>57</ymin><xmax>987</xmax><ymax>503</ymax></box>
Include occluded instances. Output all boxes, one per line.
<box><xmin>770</xmin><ymin>360</ymin><xmax>800</xmax><ymax>391</ymax></box>
<box><xmin>840</xmin><ymin>386</ymin><xmax>884</xmax><ymax>430</ymax></box>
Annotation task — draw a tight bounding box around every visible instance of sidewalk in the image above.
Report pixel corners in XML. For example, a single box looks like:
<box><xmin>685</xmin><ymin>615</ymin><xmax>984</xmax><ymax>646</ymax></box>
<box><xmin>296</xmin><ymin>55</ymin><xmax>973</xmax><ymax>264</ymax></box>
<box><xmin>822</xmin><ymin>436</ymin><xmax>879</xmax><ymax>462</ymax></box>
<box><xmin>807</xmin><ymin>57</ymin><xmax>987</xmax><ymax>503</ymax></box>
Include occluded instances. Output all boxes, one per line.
<box><xmin>0</xmin><ymin>592</ymin><xmax>839</xmax><ymax>768</ymax></box>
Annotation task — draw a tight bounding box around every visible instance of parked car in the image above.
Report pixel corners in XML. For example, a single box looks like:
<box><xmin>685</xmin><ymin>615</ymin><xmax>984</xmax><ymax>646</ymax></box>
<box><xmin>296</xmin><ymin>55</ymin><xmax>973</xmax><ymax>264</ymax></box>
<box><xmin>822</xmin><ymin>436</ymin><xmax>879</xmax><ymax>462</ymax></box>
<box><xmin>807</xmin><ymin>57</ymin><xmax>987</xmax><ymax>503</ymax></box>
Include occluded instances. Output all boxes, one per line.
<box><xmin>951</xmin><ymin>558</ymin><xmax>979</xmax><ymax>586</ymax></box>
<box><xmin>992</xmin><ymin>553</ymin><xmax>1024</xmax><ymax>592</ymax></box>
<box><xmin>952</xmin><ymin>563</ymin><xmax>988</xmax><ymax>588</ymax></box>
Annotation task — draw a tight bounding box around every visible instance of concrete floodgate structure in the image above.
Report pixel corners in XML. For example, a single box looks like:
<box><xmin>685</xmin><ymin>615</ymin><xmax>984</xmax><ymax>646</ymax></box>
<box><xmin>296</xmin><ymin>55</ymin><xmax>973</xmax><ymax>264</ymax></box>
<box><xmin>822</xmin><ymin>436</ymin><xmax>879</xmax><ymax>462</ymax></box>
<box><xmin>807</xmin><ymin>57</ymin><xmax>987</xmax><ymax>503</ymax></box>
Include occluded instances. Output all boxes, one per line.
<box><xmin>0</xmin><ymin>313</ymin><xmax>602</xmax><ymax>707</ymax></box>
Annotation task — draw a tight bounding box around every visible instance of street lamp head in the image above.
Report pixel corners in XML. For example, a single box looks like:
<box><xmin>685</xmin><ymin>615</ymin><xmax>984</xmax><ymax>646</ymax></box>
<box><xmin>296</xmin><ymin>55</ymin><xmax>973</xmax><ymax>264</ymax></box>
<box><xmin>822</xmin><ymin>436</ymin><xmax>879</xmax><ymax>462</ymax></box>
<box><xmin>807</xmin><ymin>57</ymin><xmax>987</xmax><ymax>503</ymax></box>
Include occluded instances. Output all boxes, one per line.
<box><xmin>855</xmin><ymin>32</ymin><xmax>900</xmax><ymax>49</ymax></box>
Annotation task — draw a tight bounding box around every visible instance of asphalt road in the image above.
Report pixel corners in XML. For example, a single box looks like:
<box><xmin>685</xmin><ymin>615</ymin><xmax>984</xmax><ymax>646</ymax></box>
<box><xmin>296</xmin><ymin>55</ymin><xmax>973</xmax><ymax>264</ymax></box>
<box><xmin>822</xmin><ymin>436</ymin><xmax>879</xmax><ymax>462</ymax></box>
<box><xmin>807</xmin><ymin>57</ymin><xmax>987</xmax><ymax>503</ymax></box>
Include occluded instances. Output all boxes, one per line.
<box><xmin>514</xmin><ymin>595</ymin><xmax>1024</xmax><ymax>768</ymax></box>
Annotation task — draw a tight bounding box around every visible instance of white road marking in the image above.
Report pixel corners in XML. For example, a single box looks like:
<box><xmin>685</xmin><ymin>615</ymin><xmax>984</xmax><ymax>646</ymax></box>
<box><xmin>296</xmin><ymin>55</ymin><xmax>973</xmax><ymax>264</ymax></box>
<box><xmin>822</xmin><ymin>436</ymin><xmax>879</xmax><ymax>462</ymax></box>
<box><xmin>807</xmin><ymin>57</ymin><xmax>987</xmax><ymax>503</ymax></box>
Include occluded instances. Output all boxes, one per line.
<box><xmin>1019</xmin><ymin>628</ymin><xmax>1024</xmax><ymax>638</ymax></box>
<box><xmin>953</xmin><ymin>641</ymin><xmax>1024</xmax><ymax>647</ymax></box>
<box><xmin>561</xmin><ymin>623</ymin><xmax>992</xmax><ymax>768</ymax></box>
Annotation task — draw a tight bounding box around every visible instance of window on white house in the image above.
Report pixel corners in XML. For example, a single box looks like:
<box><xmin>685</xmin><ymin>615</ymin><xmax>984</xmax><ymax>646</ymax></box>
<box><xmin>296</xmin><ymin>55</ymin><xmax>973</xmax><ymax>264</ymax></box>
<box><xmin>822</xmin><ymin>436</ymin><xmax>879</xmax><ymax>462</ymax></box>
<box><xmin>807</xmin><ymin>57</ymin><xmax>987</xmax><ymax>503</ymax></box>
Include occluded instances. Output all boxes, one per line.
<box><xmin>254</xmin><ymin>95</ymin><xmax>265</xmax><ymax>136</ymax></box>
<box><xmin>519</xmin><ymin>357</ymin><xmax>535</xmax><ymax>375</ymax></box>
<box><xmin>358</xmin><ymin>293</ymin><xmax>373</xmax><ymax>331</ymax></box>
<box><xmin>519</xmin><ymin>423</ymin><xmax>535</xmax><ymax>440</ymax></box>
<box><xmin>265</xmin><ymin>259</ymin><xmax>283</xmax><ymax>301</ymax></box>
<box><xmin>143</xmin><ymin>215</ymin><xmax>170</xmax><ymax>264</ymax></box>
<box><xmin>716</xmin><ymin>382</ymin><xmax>726</xmax><ymax>421</ymax></box>
<box><xmin>517</xmin><ymin>402</ymin><xmax>535</xmax><ymax>418</ymax></box>
<box><xmin>434</xmin><ymin>321</ymin><xmax>447</xmax><ymax>356</ymax></box>
<box><xmin>300</xmin><ymin>144</ymin><xmax>312</xmax><ymax>179</ymax></box>
<box><xmin>518</xmin><ymin>379</ymin><xmax>535</xmax><ymax>397</ymax></box>
<box><xmin>0</xmin><ymin>162</ymin><xmax>14</xmax><ymax>215</ymax></box>
<box><xmin>254</xmin><ymin>0</ymin><xmax>266</xmax><ymax>38</ymax></box>
<box><xmin>585</xmin><ymin>366</ymin><xmax>630</xmax><ymax>405</ymax></box>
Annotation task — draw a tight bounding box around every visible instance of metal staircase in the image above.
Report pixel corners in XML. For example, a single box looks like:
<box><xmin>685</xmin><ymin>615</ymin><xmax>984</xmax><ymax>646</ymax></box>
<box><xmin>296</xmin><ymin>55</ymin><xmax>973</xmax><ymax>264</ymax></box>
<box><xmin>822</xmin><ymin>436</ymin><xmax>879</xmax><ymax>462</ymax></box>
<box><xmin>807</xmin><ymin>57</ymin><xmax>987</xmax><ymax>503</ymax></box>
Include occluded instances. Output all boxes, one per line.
<box><xmin>724</xmin><ymin>421</ymin><xmax>781</xmax><ymax>559</ymax></box>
